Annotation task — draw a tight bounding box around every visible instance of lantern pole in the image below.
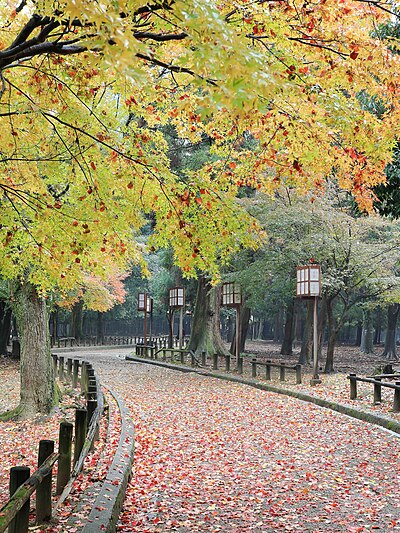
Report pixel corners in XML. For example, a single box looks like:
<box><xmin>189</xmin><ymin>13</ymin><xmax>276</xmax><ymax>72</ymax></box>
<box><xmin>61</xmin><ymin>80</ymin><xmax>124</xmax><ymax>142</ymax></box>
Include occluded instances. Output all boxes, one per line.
<box><xmin>310</xmin><ymin>296</ymin><xmax>321</xmax><ymax>385</ymax></box>
<box><xmin>235</xmin><ymin>305</ymin><xmax>241</xmax><ymax>364</ymax></box>
<box><xmin>179</xmin><ymin>307</ymin><xmax>184</xmax><ymax>349</ymax></box>
<box><xmin>143</xmin><ymin>295</ymin><xmax>147</xmax><ymax>351</ymax></box>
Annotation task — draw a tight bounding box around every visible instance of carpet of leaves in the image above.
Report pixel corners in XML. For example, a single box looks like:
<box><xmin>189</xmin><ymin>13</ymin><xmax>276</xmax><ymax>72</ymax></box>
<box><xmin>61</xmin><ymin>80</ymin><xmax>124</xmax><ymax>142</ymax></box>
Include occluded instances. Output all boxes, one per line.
<box><xmin>93</xmin><ymin>360</ymin><xmax>400</xmax><ymax>533</ymax></box>
<box><xmin>1</xmin><ymin>345</ymin><xmax>400</xmax><ymax>533</ymax></box>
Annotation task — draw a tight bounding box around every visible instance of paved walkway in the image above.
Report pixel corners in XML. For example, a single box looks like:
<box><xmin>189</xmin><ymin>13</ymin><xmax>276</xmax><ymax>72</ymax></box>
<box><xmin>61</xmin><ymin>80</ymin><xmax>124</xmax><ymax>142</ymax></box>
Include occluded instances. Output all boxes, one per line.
<box><xmin>65</xmin><ymin>348</ymin><xmax>400</xmax><ymax>532</ymax></box>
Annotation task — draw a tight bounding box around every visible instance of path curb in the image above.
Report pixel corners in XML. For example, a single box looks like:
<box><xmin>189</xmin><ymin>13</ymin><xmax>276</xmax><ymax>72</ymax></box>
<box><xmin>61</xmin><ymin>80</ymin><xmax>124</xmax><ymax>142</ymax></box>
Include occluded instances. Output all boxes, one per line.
<box><xmin>126</xmin><ymin>355</ymin><xmax>400</xmax><ymax>436</ymax></box>
<box><xmin>80</xmin><ymin>389</ymin><xmax>135</xmax><ymax>533</ymax></box>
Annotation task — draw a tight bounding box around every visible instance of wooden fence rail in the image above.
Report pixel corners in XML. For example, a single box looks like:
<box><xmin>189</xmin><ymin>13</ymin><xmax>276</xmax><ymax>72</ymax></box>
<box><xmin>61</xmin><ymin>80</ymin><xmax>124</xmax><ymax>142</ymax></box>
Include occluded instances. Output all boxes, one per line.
<box><xmin>348</xmin><ymin>373</ymin><xmax>400</xmax><ymax>412</ymax></box>
<box><xmin>250</xmin><ymin>358</ymin><xmax>302</xmax><ymax>384</ymax></box>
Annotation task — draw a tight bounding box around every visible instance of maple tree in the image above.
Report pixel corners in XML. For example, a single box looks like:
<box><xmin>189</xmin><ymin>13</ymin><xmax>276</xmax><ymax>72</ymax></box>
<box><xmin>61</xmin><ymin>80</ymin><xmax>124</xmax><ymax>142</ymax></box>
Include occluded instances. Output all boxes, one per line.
<box><xmin>2</xmin><ymin>0</ymin><xmax>400</xmax><ymax>416</ymax></box>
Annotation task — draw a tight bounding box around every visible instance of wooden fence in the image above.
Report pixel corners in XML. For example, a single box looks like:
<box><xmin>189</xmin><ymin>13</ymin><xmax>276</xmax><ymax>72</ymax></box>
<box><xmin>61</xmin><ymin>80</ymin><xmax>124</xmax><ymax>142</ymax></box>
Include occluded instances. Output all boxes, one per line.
<box><xmin>348</xmin><ymin>373</ymin><xmax>400</xmax><ymax>412</ymax></box>
<box><xmin>0</xmin><ymin>356</ymin><xmax>103</xmax><ymax>533</ymax></box>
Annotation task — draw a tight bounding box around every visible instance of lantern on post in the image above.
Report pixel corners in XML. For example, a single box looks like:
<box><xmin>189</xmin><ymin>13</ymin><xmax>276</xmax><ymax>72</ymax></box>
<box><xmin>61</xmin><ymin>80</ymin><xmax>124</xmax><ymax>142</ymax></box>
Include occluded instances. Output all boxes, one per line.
<box><xmin>296</xmin><ymin>264</ymin><xmax>322</xmax><ymax>385</ymax></box>
<box><xmin>138</xmin><ymin>292</ymin><xmax>153</xmax><ymax>350</ymax></box>
<box><xmin>169</xmin><ymin>287</ymin><xmax>185</xmax><ymax>349</ymax></box>
<box><xmin>221</xmin><ymin>282</ymin><xmax>242</xmax><ymax>368</ymax></box>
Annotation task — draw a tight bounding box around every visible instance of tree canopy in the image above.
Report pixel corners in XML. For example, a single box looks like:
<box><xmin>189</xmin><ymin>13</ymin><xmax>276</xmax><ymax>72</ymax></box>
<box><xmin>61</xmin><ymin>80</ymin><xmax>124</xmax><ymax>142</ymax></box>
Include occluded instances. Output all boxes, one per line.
<box><xmin>1</xmin><ymin>0</ymin><xmax>400</xmax><ymax>292</ymax></box>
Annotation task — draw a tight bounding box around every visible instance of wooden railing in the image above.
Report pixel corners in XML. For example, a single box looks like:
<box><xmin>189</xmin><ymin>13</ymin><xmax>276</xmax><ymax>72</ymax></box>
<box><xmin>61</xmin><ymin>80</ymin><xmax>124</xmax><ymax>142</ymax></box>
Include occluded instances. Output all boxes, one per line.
<box><xmin>251</xmin><ymin>358</ymin><xmax>302</xmax><ymax>384</ymax></box>
<box><xmin>348</xmin><ymin>373</ymin><xmax>400</xmax><ymax>412</ymax></box>
<box><xmin>0</xmin><ymin>356</ymin><xmax>104</xmax><ymax>532</ymax></box>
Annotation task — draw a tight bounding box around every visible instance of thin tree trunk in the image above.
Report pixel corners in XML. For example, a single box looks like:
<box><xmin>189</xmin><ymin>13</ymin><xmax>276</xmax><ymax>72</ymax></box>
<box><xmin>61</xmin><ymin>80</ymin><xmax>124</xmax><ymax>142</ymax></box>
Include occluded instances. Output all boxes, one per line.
<box><xmin>10</xmin><ymin>282</ymin><xmax>55</xmax><ymax>419</ymax></box>
<box><xmin>230</xmin><ymin>306</ymin><xmax>251</xmax><ymax>354</ymax></box>
<box><xmin>96</xmin><ymin>312</ymin><xmax>104</xmax><ymax>344</ymax></box>
<box><xmin>360</xmin><ymin>309</ymin><xmax>374</xmax><ymax>354</ymax></box>
<box><xmin>280</xmin><ymin>299</ymin><xmax>295</xmax><ymax>356</ymax></box>
<box><xmin>0</xmin><ymin>301</ymin><xmax>12</xmax><ymax>355</ymax></box>
<box><xmin>382</xmin><ymin>304</ymin><xmax>399</xmax><ymax>360</ymax></box>
<box><xmin>324</xmin><ymin>297</ymin><xmax>336</xmax><ymax>373</ymax></box>
<box><xmin>70</xmin><ymin>301</ymin><xmax>84</xmax><ymax>341</ymax></box>
<box><xmin>354</xmin><ymin>320</ymin><xmax>362</xmax><ymax>347</ymax></box>
<box><xmin>373</xmin><ymin>307</ymin><xmax>382</xmax><ymax>345</ymax></box>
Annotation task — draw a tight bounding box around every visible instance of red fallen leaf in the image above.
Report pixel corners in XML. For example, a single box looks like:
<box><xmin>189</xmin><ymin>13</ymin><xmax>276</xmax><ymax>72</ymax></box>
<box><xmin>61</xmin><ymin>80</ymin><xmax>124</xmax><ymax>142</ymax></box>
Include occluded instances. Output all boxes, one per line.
<box><xmin>90</xmin><ymin>162</ymin><xmax>96</xmax><ymax>170</ymax></box>
<box><xmin>350</xmin><ymin>50</ymin><xmax>358</xmax><ymax>60</ymax></box>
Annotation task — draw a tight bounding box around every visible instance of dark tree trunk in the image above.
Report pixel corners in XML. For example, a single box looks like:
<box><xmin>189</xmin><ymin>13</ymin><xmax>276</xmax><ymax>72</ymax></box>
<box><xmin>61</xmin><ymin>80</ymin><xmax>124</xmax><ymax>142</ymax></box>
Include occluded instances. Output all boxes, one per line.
<box><xmin>10</xmin><ymin>282</ymin><xmax>55</xmax><ymax>419</ymax></box>
<box><xmin>354</xmin><ymin>320</ymin><xmax>362</xmax><ymax>347</ymax></box>
<box><xmin>373</xmin><ymin>308</ymin><xmax>383</xmax><ymax>345</ymax></box>
<box><xmin>70</xmin><ymin>301</ymin><xmax>84</xmax><ymax>341</ymax></box>
<box><xmin>382</xmin><ymin>304</ymin><xmax>399</xmax><ymax>360</ymax></box>
<box><xmin>273</xmin><ymin>310</ymin><xmax>283</xmax><ymax>343</ymax></box>
<box><xmin>187</xmin><ymin>276</ymin><xmax>228</xmax><ymax>356</ymax></box>
<box><xmin>96</xmin><ymin>312</ymin><xmax>104</xmax><ymax>344</ymax></box>
<box><xmin>324</xmin><ymin>297</ymin><xmax>337</xmax><ymax>373</ymax></box>
<box><xmin>317</xmin><ymin>295</ymin><xmax>327</xmax><ymax>359</ymax></box>
<box><xmin>280</xmin><ymin>299</ymin><xmax>295</xmax><ymax>356</ymax></box>
<box><xmin>230</xmin><ymin>306</ymin><xmax>251</xmax><ymax>355</ymax></box>
<box><xmin>0</xmin><ymin>301</ymin><xmax>12</xmax><ymax>355</ymax></box>
<box><xmin>299</xmin><ymin>300</ymin><xmax>313</xmax><ymax>365</ymax></box>
<box><xmin>361</xmin><ymin>309</ymin><xmax>374</xmax><ymax>354</ymax></box>
<box><xmin>166</xmin><ymin>308</ymin><xmax>174</xmax><ymax>348</ymax></box>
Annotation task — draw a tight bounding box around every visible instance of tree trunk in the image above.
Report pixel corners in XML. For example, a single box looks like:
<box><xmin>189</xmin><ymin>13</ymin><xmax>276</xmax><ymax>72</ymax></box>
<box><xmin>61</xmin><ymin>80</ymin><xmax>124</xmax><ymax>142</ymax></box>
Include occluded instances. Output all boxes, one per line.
<box><xmin>11</xmin><ymin>282</ymin><xmax>55</xmax><ymax>419</ymax></box>
<box><xmin>280</xmin><ymin>299</ymin><xmax>295</xmax><ymax>356</ymax></box>
<box><xmin>317</xmin><ymin>295</ymin><xmax>327</xmax><ymax>359</ymax></box>
<box><xmin>354</xmin><ymin>320</ymin><xmax>362</xmax><ymax>347</ymax></box>
<box><xmin>360</xmin><ymin>309</ymin><xmax>374</xmax><ymax>354</ymax></box>
<box><xmin>273</xmin><ymin>310</ymin><xmax>283</xmax><ymax>342</ymax></box>
<box><xmin>299</xmin><ymin>300</ymin><xmax>313</xmax><ymax>365</ymax></box>
<box><xmin>0</xmin><ymin>301</ymin><xmax>12</xmax><ymax>355</ymax></box>
<box><xmin>373</xmin><ymin>308</ymin><xmax>382</xmax><ymax>345</ymax></box>
<box><xmin>187</xmin><ymin>276</ymin><xmax>228</xmax><ymax>356</ymax></box>
<box><xmin>166</xmin><ymin>308</ymin><xmax>175</xmax><ymax>348</ymax></box>
<box><xmin>256</xmin><ymin>319</ymin><xmax>264</xmax><ymax>340</ymax></box>
<box><xmin>324</xmin><ymin>297</ymin><xmax>337</xmax><ymax>373</ymax></box>
<box><xmin>229</xmin><ymin>306</ymin><xmax>251</xmax><ymax>355</ymax></box>
<box><xmin>96</xmin><ymin>312</ymin><xmax>104</xmax><ymax>344</ymax></box>
<box><xmin>382</xmin><ymin>304</ymin><xmax>399</xmax><ymax>360</ymax></box>
<box><xmin>70</xmin><ymin>301</ymin><xmax>84</xmax><ymax>341</ymax></box>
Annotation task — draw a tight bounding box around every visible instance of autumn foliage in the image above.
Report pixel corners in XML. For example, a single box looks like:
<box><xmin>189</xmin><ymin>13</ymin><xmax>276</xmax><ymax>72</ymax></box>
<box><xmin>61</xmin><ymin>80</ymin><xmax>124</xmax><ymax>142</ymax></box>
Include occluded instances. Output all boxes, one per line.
<box><xmin>0</xmin><ymin>1</ymin><xmax>399</xmax><ymax>289</ymax></box>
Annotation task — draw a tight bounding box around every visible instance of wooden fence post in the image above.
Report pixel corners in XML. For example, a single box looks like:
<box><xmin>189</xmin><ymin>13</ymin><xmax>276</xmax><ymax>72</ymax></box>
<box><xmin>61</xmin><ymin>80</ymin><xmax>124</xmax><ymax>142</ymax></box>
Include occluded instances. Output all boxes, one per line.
<box><xmin>56</xmin><ymin>422</ymin><xmax>73</xmax><ymax>495</ymax></box>
<box><xmin>251</xmin><ymin>358</ymin><xmax>257</xmax><ymax>378</ymax></box>
<box><xmin>393</xmin><ymin>382</ymin><xmax>400</xmax><ymax>413</ymax></box>
<box><xmin>36</xmin><ymin>440</ymin><xmax>54</xmax><ymax>524</ymax></box>
<box><xmin>349</xmin><ymin>374</ymin><xmax>357</xmax><ymax>400</ymax></box>
<box><xmin>58</xmin><ymin>356</ymin><xmax>65</xmax><ymax>381</ymax></box>
<box><xmin>74</xmin><ymin>409</ymin><xmax>88</xmax><ymax>465</ymax></box>
<box><xmin>8</xmin><ymin>466</ymin><xmax>30</xmax><ymax>533</ymax></box>
<box><xmin>80</xmin><ymin>362</ymin><xmax>88</xmax><ymax>394</ymax></box>
<box><xmin>373</xmin><ymin>377</ymin><xmax>382</xmax><ymax>404</ymax></box>
<box><xmin>72</xmin><ymin>359</ymin><xmax>80</xmax><ymax>388</ymax></box>
<box><xmin>52</xmin><ymin>354</ymin><xmax>58</xmax><ymax>377</ymax></box>
<box><xmin>213</xmin><ymin>353</ymin><xmax>218</xmax><ymax>370</ymax></box>
<box><xmin>295</xmin><ymin>364</ymin><xmax>302</xmax><ymax>384</ymax></box>
<box><xmin>279</xmin><ymin>363</ymin><xmax>285</xmax><ymax>382</ymax></box>
<box><xmin>66</xmin><ymin>358</ymin><xmax>73</xmax><ymax>382</ymax></box>
<box><xmin>225</xmin><ymin>354</ymin><xmax>230</xmax><ymax>371</ymax></box>
<box><xmin>87</xmin><ymin>399</ymin><xmax>97</xmax><ymax>425</ymax></box>
<box><xmin>266</xmin><ymin>360</ymin><xmax>271</xmax><ymax>380</ymax></box>
<box><xmin>237</xmin><ymin>357</ymin><xmax>243</xmax><ymax>375</ymax></box>
<box><xmin>201</xmin><ymin>351</ymin><xmax>206</xmax><ymax>366</ymax></box>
